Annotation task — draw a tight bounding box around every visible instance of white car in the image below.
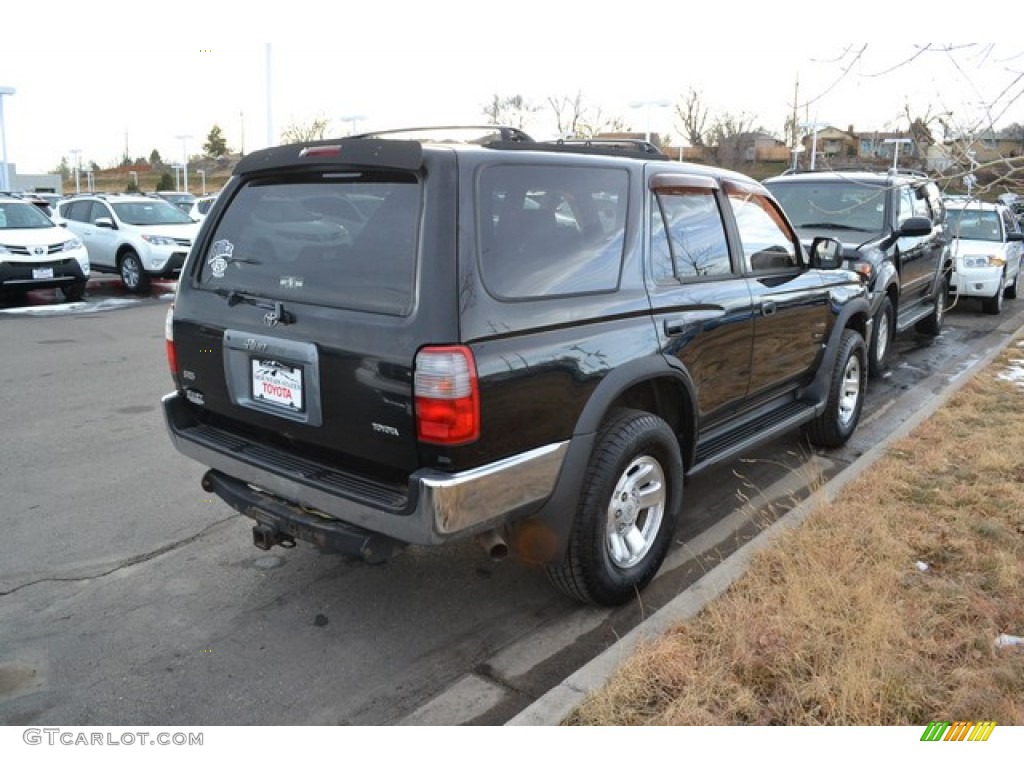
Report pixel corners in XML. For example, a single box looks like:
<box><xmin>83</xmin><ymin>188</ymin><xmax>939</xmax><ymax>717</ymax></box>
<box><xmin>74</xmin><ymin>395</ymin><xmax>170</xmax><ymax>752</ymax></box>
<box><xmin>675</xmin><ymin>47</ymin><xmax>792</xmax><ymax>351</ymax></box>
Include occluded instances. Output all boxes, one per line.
<box><xmin>56</xmin><ymin>194</ymin><xmax>200</xmax><ymax>293</ymax></box>
<box><xmin>187</xmin><ymin>195</ymin><xmax>218</xmax><ymax>222</ymax></box>
<box><xmin>0</xmin><ymin>193</ymin><xmax>90</xmax><ymax>302</ymax></box>
<box><xmin>946</xmin><ymin>199</ymin><xmax>1024</xmax><ymax>315</ymax></box>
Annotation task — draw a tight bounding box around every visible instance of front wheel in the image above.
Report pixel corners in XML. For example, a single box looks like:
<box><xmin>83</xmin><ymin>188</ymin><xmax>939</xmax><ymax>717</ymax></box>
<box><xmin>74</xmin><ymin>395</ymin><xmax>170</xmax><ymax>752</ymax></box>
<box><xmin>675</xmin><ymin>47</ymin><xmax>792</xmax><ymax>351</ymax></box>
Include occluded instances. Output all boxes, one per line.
<box><xmin>546</xmin><ymin>409</ymin><xmax>683</xmax><ymax>606</ymax></box>
<box><xmin>867</xmin><ymin>297</ymin><xmax>893</xmax><ymax>378</ymax></box>
<box><xmin>1005</xmin><ymin>269</ymin><xmax>1018</xmax><ymax>300</ymax></box>
<box><xmin>804</xmin><ymin>329</ymin><xmax>866</xmax><ymax>449</ymax></box>
<box><xmin>915</xmin><ymin>278</ymin><xmax>946</xmax><ymax>336</ymax></box>
<box><xmin>60</xmin><ymin>282</ymin><xmax>86</xmax><ymax>302</ymax></box>
<box><xmin>119</xmin><ymin>250</ymin><xmax>151</xmax><ymax>294</ymax></box>
<box><xmin>983</xmin><ymin>272</ymin><xmax>1005</xmax><ymax>315</ymax></box>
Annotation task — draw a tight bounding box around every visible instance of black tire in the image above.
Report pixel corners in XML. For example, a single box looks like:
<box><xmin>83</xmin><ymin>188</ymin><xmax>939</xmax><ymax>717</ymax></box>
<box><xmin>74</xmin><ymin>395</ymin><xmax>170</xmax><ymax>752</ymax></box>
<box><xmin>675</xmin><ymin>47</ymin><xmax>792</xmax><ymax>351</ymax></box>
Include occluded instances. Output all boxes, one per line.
<box><xmin>119</xmin><ymin>250</ymin><xmax>151</xmax><ymax>294</ymax></box>
<box><xmin>60</xmin><ymin>282</ymin><xmax>86</xmax><ymax>302</ymax></box>
<box><xmin>867</xmin><ymin>296</ymin><xmax>893</xmax><ymax>378</ymax></box>
<box><xmin>546</xmin><ymin>409</ymin><xmax>683</xmax><ymax>606</ymax></box>
<box><xmin>1005</xmin><ymin>270</ymin><xmax>1018</xmax><ymax>300</ymax></box>
<box><xmin>915</xmin><ymin>278</ymin><xmax>946</xmax><ymax>336</ymax></box>
<box><xmin>982</xmin><ymin>272</ymin><xmax>1005</xmax><ymax>315</ymax></box>
<box><xmin>804</xmin><ymin>329</ymin><xmax>866</xmax><ymax>449</ymax></box>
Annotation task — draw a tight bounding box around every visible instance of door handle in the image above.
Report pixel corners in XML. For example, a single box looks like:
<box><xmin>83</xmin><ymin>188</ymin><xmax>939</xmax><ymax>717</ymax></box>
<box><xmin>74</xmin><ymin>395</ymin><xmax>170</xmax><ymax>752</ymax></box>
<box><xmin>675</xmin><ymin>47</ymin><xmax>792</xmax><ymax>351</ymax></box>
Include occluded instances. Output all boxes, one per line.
<box><xmin>761</xmin><ymin>301</ymin><xmax>777</xmax><ymax>317</ymax></box>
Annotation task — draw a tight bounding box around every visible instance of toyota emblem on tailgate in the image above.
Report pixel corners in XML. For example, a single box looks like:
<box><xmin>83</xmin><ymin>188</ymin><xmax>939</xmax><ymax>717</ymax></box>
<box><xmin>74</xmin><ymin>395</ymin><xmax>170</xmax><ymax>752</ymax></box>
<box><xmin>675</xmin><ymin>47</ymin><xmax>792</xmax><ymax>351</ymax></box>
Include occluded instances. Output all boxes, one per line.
<box><xmin>263</xmin><ymin>311</ymin><xmax>279</xmax><ymax>327</ymax></box>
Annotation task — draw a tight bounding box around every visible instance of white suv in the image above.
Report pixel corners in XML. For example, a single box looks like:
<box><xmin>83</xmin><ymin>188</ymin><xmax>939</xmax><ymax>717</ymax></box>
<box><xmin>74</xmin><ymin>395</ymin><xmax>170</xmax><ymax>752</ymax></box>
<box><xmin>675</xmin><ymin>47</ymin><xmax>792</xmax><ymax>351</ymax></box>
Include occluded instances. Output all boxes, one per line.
<box><xmin>56</xmin><ymin>194</ymin><xmax>200</xmax><ymax>293</ymax></box>
<box><xmin>0</xmin><ymin>193</ymin><xmax>90</xmax><ymax>302</ymax></box>
<box><xmin>945</xmin><ymin>199</ymin><xmax>1024</xmax><ymax>315</ymax></box>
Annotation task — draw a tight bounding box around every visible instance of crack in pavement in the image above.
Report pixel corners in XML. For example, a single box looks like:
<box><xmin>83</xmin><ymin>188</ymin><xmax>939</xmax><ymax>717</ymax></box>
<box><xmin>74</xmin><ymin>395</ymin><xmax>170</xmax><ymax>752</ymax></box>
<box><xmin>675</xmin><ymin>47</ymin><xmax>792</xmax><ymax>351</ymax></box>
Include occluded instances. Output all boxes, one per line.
<box><xmin>0</xmin><ymin>516</ymin><xmax>237</xmax><ymax>597</ymax></box>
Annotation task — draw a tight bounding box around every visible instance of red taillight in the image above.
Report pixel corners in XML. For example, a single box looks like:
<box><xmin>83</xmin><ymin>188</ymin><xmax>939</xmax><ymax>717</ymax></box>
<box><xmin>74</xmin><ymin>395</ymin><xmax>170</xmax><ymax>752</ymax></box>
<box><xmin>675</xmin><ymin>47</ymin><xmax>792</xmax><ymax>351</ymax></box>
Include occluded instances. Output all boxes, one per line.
<box><xmin>299</xmin><ymin>145</ymin><xmax>342</xmax><ymax>158</ymax></box>
<box><xmin>165</xmin><ymin>305</ymin><xmax>178</xmax><ymax>379</ymax></box>
<box><xmin>414</xmin><ymin>346</ymin><xmax>479</xmax><ymax>445</ymax></box>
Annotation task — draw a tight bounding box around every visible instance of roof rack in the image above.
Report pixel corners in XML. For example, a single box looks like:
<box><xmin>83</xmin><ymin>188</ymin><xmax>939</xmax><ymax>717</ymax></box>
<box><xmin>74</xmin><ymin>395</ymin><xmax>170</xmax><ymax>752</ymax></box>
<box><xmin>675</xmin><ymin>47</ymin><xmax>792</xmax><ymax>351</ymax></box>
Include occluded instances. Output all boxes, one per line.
<box><xmin>350</xmin><ymin>125</ymin><xmax>534</xmax><ymax>144</ymax></box>
<box><xmin>547</xmin><ymin>137</ymin><xmax>668</xmax><ymax>158</ymax></box>
<box><xmin>887</xmin><ymin>167</ymin><xmax>929</xmax><ymax>179</ymax></box>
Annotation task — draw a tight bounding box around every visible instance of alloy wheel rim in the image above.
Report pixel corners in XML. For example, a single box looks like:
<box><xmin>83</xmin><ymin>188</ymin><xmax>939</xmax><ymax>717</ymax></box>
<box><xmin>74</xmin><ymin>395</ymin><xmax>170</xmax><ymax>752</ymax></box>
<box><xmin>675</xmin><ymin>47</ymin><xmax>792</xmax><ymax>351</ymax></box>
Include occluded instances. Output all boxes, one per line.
<box><xmin>122</xmin><ymin>258</ymin><xmax>139</xmax><ymax>288</ymax></box>
<box><xmin>605</xmin><ymin>455</ymin><xmax>666</xmax><ymax>569</ymax></box>
<box><xmin>875</xmin><ymin>311</ymin><xmax>890</xmax><ymax>363</ymax></box>
<box><xmin>838</xmin><ymin>354</ymin><xmax>861</xmax><ymax>427</ymax></box>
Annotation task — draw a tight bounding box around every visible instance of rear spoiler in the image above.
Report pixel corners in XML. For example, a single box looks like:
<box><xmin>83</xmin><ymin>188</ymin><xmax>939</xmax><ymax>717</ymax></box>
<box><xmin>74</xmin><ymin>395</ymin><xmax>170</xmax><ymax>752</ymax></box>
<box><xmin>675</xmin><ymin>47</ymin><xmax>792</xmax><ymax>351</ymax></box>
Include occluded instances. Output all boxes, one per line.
<box><xmin>234</xmin><ymin>138</ymin><xmax>423</xmax><ymax>176</ymax></box>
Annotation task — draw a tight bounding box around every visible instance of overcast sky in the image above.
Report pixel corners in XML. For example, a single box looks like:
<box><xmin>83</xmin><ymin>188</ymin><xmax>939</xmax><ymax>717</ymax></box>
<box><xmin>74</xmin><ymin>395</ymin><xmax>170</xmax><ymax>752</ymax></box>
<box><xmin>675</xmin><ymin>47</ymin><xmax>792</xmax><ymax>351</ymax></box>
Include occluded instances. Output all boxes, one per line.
<box><xmin>1</xmin><ymin>14</ymin><xmax>1021</xmax><ymax>176</ymax></box>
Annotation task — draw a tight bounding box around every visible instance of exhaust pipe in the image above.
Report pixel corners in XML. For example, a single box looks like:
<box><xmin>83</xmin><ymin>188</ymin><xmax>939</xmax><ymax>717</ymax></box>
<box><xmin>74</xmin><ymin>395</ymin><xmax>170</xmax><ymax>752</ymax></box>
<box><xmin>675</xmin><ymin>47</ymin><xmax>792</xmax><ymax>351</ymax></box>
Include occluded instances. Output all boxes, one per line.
<box><xmin>476</xmin><ymin>529</ymin><xmax>509</xmax><ymax>561</ymax></box>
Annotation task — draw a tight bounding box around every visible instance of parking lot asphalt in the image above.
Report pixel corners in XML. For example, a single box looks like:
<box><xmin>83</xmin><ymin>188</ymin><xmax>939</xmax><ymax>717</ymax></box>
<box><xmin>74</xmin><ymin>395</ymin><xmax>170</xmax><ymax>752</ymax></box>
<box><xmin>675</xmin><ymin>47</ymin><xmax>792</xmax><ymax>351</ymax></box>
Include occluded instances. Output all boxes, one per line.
<box><xmin>506</xmin><ymin>309</ymin><xmax>1024</xmax><ymax>726</ymax></box>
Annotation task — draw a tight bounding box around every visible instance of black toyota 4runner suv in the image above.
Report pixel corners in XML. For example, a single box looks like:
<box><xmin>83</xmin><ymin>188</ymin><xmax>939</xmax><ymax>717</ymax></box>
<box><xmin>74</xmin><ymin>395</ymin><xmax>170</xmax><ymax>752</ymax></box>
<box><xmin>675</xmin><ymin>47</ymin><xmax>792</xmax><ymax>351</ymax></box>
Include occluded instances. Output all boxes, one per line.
<box><xmin>764</xmin><ymin>170</ymin><xmax>952</xmax><ymax>377</ymax></box>
<box><xmin>163</xmin><ymin>128</ymin><xmax>871</xmax><ymax>606</ymax></box>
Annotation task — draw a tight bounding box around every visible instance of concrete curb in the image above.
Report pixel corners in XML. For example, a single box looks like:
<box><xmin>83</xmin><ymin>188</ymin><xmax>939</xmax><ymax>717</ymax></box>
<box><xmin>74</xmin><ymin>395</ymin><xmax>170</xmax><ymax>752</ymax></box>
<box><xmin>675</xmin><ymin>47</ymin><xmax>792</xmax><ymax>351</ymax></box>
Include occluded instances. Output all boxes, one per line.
<box><xmin>507</xmin><ymin>317</ymin><xmax>1024</xmax><ymax>726</ymax></box>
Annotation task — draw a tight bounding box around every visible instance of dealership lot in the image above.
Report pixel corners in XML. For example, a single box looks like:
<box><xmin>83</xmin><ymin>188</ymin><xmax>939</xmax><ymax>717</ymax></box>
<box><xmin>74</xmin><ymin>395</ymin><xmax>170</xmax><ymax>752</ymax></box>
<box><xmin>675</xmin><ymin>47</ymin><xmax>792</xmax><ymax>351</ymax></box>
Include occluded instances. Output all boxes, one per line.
<box><xmin>1</xmin><ymin>285</ymin><xmax>1022</xmax><ymax>725</ymax></box>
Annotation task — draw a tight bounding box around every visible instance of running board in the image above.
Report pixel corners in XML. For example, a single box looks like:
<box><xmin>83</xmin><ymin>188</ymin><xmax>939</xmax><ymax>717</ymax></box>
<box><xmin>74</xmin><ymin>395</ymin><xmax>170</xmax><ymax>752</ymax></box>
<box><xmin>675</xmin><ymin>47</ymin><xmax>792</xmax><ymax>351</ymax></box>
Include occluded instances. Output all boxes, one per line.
<box><xmin>691</xmin><ymin>400</ymin><xmax>817</xmax><ymax>476</ymax></box>
<box><xmin>895</xmin><ymin>302</ymin><xmax>935</xmax><ymax>333</ymax></box>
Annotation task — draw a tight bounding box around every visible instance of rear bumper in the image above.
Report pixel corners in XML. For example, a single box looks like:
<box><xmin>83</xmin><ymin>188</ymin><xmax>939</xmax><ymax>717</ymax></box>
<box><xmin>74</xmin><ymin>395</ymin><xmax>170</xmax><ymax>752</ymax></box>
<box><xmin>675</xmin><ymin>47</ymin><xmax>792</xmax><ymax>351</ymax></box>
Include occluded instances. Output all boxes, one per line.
<box><xmin>163</xmin><ymin>391</ymin><xmax>569</xmax><ymax>547</ymax></box>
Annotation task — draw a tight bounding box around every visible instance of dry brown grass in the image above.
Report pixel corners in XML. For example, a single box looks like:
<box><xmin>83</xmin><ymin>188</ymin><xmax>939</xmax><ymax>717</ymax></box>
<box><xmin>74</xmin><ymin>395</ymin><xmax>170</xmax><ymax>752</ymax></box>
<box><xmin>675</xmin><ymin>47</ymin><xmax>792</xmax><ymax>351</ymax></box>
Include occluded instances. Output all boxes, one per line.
<box><xmin>567</xmin><ymin>338</ymin><xmax>1024</xmax><ymax>726</ymax></box>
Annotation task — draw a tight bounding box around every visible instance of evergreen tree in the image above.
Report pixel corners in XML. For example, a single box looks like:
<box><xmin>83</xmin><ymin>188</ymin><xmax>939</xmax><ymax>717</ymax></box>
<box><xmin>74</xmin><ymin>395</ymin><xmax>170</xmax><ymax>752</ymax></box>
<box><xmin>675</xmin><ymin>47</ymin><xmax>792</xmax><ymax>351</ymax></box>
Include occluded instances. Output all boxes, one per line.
<box><xmin>203</xmin><ymin>125</ymin><xmax>230</xmax><ymax>158</ymax></box>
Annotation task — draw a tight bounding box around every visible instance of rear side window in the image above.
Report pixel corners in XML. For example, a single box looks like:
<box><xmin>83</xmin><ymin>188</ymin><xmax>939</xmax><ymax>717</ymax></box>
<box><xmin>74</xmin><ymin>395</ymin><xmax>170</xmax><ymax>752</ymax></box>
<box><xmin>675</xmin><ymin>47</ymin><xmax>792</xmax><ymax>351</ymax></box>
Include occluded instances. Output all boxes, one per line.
<box><xmin>197</xmin><ymin>172</ymin><xmax>420</xmax><ymax>315</ymax></box>
<box><xmin>477</xmin><ymin>165</ymin><xmax>628</xmax><ymax>299</ymax></box>
<box><xmin>650</xmin><ymin>187</ymin><xmax>731</xmax><ymax>281</ymax></box>
<box><xmin>726</xmin><ymin>183</ymin><xmax>802</xmax><ymax>272</ymax></box>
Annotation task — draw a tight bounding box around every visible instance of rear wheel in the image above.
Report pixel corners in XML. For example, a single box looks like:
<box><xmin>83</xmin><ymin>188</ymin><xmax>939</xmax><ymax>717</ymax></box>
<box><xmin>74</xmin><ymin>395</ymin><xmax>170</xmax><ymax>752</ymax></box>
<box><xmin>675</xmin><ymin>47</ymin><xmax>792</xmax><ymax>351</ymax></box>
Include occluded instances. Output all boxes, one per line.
<box><xmin>546</xmin><ymin>409</ymin><xmax>683</xmax><ymax>606</ymax></box>
<box><xmin>867</xmin><ymin>297</ymin><xmax>893</xmax><ymax>378</ymax></box>
<box><xmin>804</xmin><ymin>329</ymin><xmax>866</xmax><ymax>449</ymax></box>
<box><xmin>119</xmin><ymin>250</ymin><xmax>151</xmax><ymax>294</ymax></box>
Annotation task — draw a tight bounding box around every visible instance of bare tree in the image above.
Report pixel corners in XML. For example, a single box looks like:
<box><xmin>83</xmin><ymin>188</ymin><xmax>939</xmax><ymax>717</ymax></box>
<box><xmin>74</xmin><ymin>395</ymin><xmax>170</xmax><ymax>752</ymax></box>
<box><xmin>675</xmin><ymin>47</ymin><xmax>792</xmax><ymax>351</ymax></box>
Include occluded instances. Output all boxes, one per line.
<box><xmin>280</xmin><ymin>117</ymin><xmax>331</xmax><ymax>144</ymax></box>
<box><xmin>809</xmin><ymin>45</ymin><xmax>1024</xmax><ymax>196</ymax></box>
<box><xmin>548</xmin><ymin>91</ymin><xmax>588</xmax><ymax>136</ymax></box>
<box><xmin>675</xmin><ymin>87</ymin><xmax>710</xmax><ymax>147</ymax></box>
<box><xmin>708</xmin><ymin>113</ymin><xmax>764</xmax><ymax>167</ymax></box>
<box><xmin>482</xmin><ymin>94</ymin><xmax>541</xmax><ymax>130</ymax></box>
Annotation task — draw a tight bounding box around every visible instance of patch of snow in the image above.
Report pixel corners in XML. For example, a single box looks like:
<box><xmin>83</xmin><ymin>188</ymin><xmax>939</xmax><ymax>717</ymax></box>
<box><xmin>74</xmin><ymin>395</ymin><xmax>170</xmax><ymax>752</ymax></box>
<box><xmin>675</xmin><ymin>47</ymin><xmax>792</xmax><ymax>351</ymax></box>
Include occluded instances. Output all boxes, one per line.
<box><xmin>996</xmin><ymin>358</ymin><xmax>1024</xmax><ymax>389</ymax></box>
<box><xmin>915</xmin><ymin>561</ymin><xmax>929</xmax><ymax>572</ymax></box>
<box><xmin>995</xmin><ymin>633</ymin><xmax>1024</xmax><ymax>647</ymax></box>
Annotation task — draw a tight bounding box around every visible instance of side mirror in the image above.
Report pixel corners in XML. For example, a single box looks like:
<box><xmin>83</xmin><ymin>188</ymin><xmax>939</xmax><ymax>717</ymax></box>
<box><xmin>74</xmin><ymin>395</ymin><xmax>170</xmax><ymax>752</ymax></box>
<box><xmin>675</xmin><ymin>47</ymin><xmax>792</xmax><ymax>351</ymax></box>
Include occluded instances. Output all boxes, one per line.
<box><xmin>1007</xmin><ymin>232</ymin><xmax>1024</xmax><ymax>242</ymax></box>
<box><xmin>809</xmin><ymin>237</ymin><xmax>844</xmax><ymax>269</ymax></box>
<box><xmin>94</xmin><ymin>217</ymin><xmax>115</xmax><ymax>229</ymax></box>
<box><xmin>898</xmin><ymin>216</ymin><xmax>932</xmax><ymax>237</ymax></box>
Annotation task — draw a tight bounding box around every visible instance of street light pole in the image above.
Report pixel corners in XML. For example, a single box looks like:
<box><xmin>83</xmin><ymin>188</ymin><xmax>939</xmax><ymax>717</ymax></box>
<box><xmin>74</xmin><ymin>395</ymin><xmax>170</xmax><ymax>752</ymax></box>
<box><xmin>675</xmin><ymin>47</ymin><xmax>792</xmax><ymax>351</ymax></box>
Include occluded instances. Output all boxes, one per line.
<box><xmin>882</xmin><ymin>137</ymin><xmax>913</xmax><ymax>171</ymax></box>
<box><xmin>339</xmin><ymin>114</ymin><xmax>367</xmax><ymax>137</ymax></box>
<box><xmin>171</xmin><ymin>164</ymin><xmax>181</xmax><ymax>192</ymax></box>
<box><xmin>129</xmin><ymin>170</ymin><xmax>138</xmax><ymax>190</ymax></box>
<box><xmin>175</xmin><ymin>134</ymin><xmax>192</xmax><ymax>194</ymax></box>
<box><xmin>70</xmin><ymin>148</ymin><xmax>82</xmax><ymax>194</ymax></box>
<box><xmin>197</xmin><ymin>169</ymin><xmax>206</xmax><ymax>195</ymax></box>
<box><xmin>629</xmin><ymin>99</ymin><xmax>671</xmax><ymax>144</ymax></box>
<box><xmin>800</xmin><ymin>121</ymin><xmax>827</xmax><ymax>171</ymax></box>
<box><xmin>0</xmin><ymin>86</ymin><xmax>15</xmax><ymax>192</ymax></box>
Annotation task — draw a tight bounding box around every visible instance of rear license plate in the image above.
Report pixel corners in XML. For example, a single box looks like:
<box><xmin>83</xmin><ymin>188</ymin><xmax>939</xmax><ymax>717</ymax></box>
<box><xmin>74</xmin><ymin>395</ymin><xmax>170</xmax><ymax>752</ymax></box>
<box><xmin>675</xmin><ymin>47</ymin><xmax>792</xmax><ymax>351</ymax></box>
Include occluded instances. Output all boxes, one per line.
<box><xmin>33</xmin><ymin>267</ymin><xmax>54</xmax><ymax>279</ymax></box>
<box><xmin>251</xmin><ymin>359</ymin><xmax>304</xmax><ymax>412</ymax></box>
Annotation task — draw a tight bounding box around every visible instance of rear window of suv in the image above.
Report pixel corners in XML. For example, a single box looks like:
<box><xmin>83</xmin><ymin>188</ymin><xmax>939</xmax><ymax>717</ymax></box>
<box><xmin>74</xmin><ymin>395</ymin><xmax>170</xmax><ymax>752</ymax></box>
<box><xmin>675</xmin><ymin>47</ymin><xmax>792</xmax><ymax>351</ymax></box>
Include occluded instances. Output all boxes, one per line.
<box><xmin>197</xmin><ymin>172</ymin><xmax>420</xmax><ymax>315</ymax></box>
<box><xmin>477</xmin><ymin>165</ymin><xmax>629</xmax><ymax>299</ymax></box>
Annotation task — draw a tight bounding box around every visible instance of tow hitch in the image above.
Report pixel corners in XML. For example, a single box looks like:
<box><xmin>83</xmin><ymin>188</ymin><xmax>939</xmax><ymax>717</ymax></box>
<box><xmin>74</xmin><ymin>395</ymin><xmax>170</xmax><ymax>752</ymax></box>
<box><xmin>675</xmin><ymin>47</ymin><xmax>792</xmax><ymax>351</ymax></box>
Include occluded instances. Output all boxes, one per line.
<box><xmin>252</xmin><ymin>524</ymin><xmax>295</xmax><ymax>550</ymax></box>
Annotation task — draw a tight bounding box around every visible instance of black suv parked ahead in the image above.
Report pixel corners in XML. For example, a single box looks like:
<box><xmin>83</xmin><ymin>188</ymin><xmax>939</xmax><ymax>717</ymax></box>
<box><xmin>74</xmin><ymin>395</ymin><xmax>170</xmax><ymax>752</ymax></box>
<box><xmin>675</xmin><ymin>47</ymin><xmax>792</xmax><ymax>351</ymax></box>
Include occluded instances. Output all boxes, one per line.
<box><xmin>163</xmin><ymin>128</ymin><xmax>871</xmax><ymax>605</ymax></box>
<box><xmin>764</xmin><ymin>171</ymin><xmax>951</xmax><ymax>377</ymax></box>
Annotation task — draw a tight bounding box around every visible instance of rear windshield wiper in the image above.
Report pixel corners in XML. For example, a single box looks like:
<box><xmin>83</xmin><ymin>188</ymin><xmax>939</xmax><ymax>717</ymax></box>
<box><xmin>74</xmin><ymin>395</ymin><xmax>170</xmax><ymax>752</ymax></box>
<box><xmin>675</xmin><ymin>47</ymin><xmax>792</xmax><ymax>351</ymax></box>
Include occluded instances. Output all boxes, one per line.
<box><xmin>212</xmin><ymin>288</ymin><xmax>266</xmax><ymax>307</ymax></box>
<box><xmin>211</xmin><ymin>288</ymin><xmax>295</xmax><ymax>324</ymax></box>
